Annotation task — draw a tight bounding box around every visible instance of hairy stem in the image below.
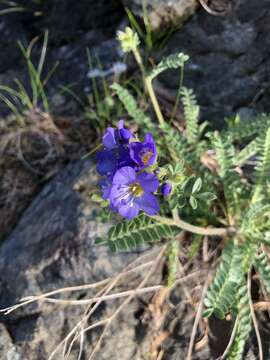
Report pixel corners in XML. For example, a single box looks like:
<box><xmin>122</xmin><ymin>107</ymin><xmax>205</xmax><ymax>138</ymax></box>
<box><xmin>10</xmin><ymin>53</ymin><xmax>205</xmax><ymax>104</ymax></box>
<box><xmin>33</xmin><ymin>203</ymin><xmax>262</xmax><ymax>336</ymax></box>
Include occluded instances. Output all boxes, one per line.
<box><xmin>132</xmin><ymin>47</ymin><xmax>165</xmax><ymax>126</ymax></box>
<box><xmin>132</xmin><ymin>48</ymin><xmax>147</xmax><ymax>84</ymax></box>
<box><xmin>153</xmin><ymin>214</ymin><xmax>235</xmax><ymax>237</ymax></box>
<box><xmin>145</xmin><ymin>77</ymin><xmax>165</xmax><ymax>126</ymax></box>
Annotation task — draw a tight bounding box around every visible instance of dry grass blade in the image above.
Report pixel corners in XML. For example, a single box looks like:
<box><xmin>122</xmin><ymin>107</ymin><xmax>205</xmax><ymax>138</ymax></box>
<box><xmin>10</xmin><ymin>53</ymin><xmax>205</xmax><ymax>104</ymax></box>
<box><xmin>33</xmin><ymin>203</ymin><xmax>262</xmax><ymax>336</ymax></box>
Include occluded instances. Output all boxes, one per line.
<box><xmin>186</xmin><ymin>272</ymin><xmax>211</xmax><ymax>360</ymax></box>
<box><xmin>45</xmin><ymin>248</ymin><xmax>163</xmax><ymax>359</ymax></box>
<box><xmin>248</xmin><ymin>270</ymin><xmax>263</xmax><ymax>360</ymax></box>
<box><xmin>197</xmin><ymin>0</ymin><xmax>232</xmax><ymax>16</ymax></box>
<box><xmin>86</xmin><ymin>245</ymin><xmax>167</xmax><ymax>360</ymax></box>
<box><xmin>0</xmin><ymin>260</ymin><xmax>154</xmax><ymax>315</ymax></box>
<box><xmin>36</xmin><ymin>285</ymin><xmax>164</xmax><ymax>306</ymax></box>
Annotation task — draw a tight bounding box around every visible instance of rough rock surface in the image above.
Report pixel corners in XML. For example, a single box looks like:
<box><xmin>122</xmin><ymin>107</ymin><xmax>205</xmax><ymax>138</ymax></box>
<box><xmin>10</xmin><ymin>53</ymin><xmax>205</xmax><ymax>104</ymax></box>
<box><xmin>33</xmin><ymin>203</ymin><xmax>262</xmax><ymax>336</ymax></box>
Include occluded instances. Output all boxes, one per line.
<box><xmin>0</xmin><ymin>1</ymin><xmax>125</xmax><ymax>116</ymax></box>
<box><xmin>123</xmin><ymin>0</ymin><xmax>197</xmax><ymax>30</ymax></box>
<box><xmin>157</xmin><ymin>0</ymin><xmax>270</xmax><ymax>127</ymax></box>
<box><xmin>0</xmin><ymin>159</ymin><xmax>146</xmax><ymax>359</ymax></box>
<box><xmin>1</xmin><ymin>1</ymin><xmax>270</xmax><ymax>357</ymax></box>
<box><xmin>0</xmin><ymin>159</ymin><xmax>210</xmax><ymax>359</ymax></box>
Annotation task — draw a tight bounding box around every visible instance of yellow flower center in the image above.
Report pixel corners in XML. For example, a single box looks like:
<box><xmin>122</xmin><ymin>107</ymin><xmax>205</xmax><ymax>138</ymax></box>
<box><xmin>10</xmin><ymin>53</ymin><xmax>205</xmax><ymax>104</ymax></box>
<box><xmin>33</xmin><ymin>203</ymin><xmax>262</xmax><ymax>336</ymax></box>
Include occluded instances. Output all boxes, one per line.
<box><xmin>140</xmin><ymin>151</ymin><xmax>153</xmax><ymax>165</ymax></box>
<box><xmin>129</xmin><ymin>183</ymin><xmax>144</xmax><ymax>197</ymax></box>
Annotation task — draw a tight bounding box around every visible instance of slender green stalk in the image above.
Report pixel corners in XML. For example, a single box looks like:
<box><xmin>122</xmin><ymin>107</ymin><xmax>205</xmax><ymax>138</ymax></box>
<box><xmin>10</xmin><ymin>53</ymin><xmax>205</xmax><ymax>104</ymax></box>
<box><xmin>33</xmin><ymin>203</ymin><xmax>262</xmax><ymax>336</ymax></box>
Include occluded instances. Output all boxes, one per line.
<box><xmin>170</xmin><ymin>65</ymin><xmax>184</xmax><ymax>121</ymax></box>
<box><xmin>132</xmin><ymin>47</ymin><xmax>165</xmax><ymax>126</ymax></box>
<box><xmin>153</xmin><ymin>214</ymin><xmax>234</xmax><ymax>237</ymax></box>
<box><xmin>145</xmin><ymin>77</ymin><xmax>165</xmax><ymax>126</ymax></box>
<box><xmin>132</xmin><ymin>48</ymin><xmax>147</xmax><ymax>83</ymax></box>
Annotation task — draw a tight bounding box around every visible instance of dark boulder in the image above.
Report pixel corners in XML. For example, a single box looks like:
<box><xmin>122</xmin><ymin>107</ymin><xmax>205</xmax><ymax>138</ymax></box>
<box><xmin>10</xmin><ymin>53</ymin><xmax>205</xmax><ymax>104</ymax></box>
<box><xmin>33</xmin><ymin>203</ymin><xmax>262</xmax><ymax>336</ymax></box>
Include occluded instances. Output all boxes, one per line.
<box><xmin>156</xmin><ymin>0</ymin><xmax>270</xmax><ymax>126</ymax></box>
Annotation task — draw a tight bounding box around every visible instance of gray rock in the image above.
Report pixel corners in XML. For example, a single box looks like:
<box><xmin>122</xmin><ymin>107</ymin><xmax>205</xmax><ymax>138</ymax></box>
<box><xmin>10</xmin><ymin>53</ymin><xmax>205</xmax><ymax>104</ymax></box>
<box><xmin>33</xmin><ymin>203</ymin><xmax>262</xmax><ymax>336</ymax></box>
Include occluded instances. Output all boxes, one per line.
<box><xmin>123</xmin><ymin>0</ymin><xmax>198</xmax><ymax>30</ymax></box>
<box><xmin>0</xmin><ymin>158</ymin><xmax>212</xmax><ymax>359</ymax></box>
<box><xmin>0</xmin><ymin>159</ymin><xmax>147</xmax><ymax>359</ymax></box>
<box><xmin>0</xmin><ymin>323</ymin><xmax>21</xmax><ymax>360</ymax></box>
<box><xmin>156</xmin><ymin>0</ymin><xmax>270</xmax><ymax>127</ymax></box>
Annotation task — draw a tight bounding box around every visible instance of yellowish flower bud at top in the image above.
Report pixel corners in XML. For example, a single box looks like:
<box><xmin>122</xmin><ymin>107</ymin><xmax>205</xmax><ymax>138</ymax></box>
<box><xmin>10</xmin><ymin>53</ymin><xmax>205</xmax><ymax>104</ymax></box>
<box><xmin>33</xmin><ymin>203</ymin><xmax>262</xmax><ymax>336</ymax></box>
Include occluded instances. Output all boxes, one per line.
<box><xmin>117</xmin><ymin>27</ymin><xmax>140</xmax><ymax>53</ymax></box>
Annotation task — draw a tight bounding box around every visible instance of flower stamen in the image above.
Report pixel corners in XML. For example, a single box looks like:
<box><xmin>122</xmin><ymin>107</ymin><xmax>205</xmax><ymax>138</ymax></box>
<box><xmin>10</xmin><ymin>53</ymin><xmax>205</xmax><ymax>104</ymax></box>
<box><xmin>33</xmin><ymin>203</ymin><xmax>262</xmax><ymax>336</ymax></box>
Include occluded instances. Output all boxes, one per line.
<box><xmin>129</xmin><ymin>183</ymin><xmax>144</xmax><ymax>197</ymax></box>
<box><xmin>140</xmin><ymin>150</ymin><xmax>153</xmax><ymax>165</ymax></box>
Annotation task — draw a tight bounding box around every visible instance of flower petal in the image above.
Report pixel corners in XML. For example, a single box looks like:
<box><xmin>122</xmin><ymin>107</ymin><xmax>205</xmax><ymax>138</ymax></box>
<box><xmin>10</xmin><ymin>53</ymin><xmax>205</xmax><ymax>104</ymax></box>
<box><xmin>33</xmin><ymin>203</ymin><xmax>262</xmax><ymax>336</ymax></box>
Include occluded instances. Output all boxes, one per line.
<box><xmin>137</xmin><ymin>193</ymin><xmax>159</xmax><ymax>216</ymax></box>
<box><xmin>99</xmin><ymin>178</ymin><xmax>112</xmax><ymax>199</ymax></box>
<box><xmin>144</xmin><ymin>133</ymin><xmax>154</xmax><ymax>143</ymax></box>
<box><xmin>118</xmin><ymin>120</ymin><xmax>133</xmax><ymax>142</ymax></box>
<box><xmin>137</xmin><ymin>172</ymin><xmax>159</xmax><ymax>193</ymax></box>
<box><xmin>110</xmin><ymin>184</ymin><xmax>130</xmax><ymax>207</ymax></box>
<box><xmin>130</xmin><ymin>140</ymin><xmax>156</xmax><ymax>168</ymax></box>
<box><xmin>129</xmin><ymin>142</ymin><xmax>143</xmax><ymax>165</ymax></box>
<box><xmin>118</xmin><ymin>146</ymin><xmax>135</xmax><ymax>168</ymax></box>
<box><xmin>160</xmin><ymin>182</ymin><xmax>172</xmax><ymax>197</ymax></box>
<box><xmin>117</xmin><ymin>120</ymin><xmax>124</xmax><ymax>129</ymax></box>
<box><xmin>118</xmin><ymin>202</ymin><xmax>140</xmax><ymax>220</ymax></box>
<box><xmin>103</xmin><ymin>127</ymin><xmax>117</xmax><ymax>149</ymax></box>
<box><xmin>113</xmin><ymin>166</ymin><xmax>136</xmax><ymax>185</ymax></box>
<box><xmin>96</xmin><ymin>150</ymin><xmax>117</xmax><ymax>176</ymax></box>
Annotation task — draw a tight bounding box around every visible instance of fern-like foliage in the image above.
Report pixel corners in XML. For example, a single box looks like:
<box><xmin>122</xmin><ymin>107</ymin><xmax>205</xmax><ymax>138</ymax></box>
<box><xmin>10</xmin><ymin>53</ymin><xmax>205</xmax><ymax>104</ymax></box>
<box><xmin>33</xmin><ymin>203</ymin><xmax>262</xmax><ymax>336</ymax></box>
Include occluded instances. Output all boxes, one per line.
<box><xmin>181</xmin><ymin>87</ymin><xmax>200</xmax><ymax>144</ymax></box>
<box><xmin>252</xmin><ymin>127</ymin><xmax>270</xmax><ymax>203</ymax></box>
<box><xmin>222</xmin><ymin>115</ymin><xmax>270</xmax><ymax>142</ymax></box>
<box><xmin>254</xmin><ymin>250</ymin><xmax>270</xmax><ymax>294</ymax></box>
<box><xmin>204</xmin><ymin>240</ymin><xmax>246</xmax><ymax>318</ymax></box>
<box><xmin>167</xmin><ymin>239</ymin><xmax>180</xmax><ymax>287</ymax></box>
<box><xmin>241</xmin><ymin>204</ymin><xmax>270</xmax><ymax>242</ymax></box>
<box><xmin>111</xmin><ymin>83</ymin><xmax>155</xmax><ymax>133</ymax></box>
<box><xmin>236</xmin><ymin>136</ymin><xmax>262</xmax><ymax>166</ymax></box>
<box><xmin>98</xmin><ymin>214</ymin><xmax>178</xmax><ymax>252</ymax></box>
<box><xmin>161</xmin><ymin>123</ymin><xmax>202</xmax><ymax>170</ymax></box>
<box><xmin>148</xmin><ymin>53</ymin><xmax>189</xmax><ymax>81</ymax></box>
<box><xmin>209</xmin><ymin>132</ymin><xmax>245</xmax><ymax>217</ymax></box>
<box><xmin>228</xmin><ymin>283</ymin><xmax>252</xmax><ymax>360</ymax></box>
<box><xmin>96</xmin><ymin>43</ymin><xmax>270</xmax><ymax>358</ymax></box>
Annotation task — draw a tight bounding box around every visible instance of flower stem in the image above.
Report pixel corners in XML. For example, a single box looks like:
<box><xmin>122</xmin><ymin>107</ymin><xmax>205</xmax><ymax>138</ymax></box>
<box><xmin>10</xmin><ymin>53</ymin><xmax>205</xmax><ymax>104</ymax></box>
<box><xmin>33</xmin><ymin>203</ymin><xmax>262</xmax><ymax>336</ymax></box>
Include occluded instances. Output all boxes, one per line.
<box><xmin>132</xmin><ymin>48</ymin><xmax>165</xmax><ymax>127</ymax></box>
<box><xmin>145</xmin><ymin>76</ymin><xmax>165</xmax><ymax>126</ymax></box>
<box><xmin>132</xmin><ymin>48</ymin><xmax>147</xmax><ymax>85</ymax></box>
<box><xmin>152</xmin><ymin>214</ymin><xmax>235</xmax><ymax>237</ymax></box>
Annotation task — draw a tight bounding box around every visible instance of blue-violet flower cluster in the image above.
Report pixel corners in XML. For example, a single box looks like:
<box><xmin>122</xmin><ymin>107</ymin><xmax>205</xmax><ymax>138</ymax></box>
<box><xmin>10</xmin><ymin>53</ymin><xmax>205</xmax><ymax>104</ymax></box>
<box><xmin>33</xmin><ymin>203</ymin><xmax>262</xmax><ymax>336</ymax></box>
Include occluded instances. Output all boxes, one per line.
<box><xmin>96</xmin><ymin>121</ymin><xmax>159</xmax><ymax>220</ymax></box>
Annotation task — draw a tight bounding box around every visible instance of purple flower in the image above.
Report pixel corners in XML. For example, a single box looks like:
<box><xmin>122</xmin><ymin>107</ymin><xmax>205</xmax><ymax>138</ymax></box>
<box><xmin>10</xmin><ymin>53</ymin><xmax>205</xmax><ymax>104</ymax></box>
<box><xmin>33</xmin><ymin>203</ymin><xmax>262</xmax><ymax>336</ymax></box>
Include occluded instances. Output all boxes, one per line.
<box><xmin>161</xmin><ymin>182</ymin><xmax>172</xmax><ymax>197</ymax></box>
<box><xmin>102</xmin><ymin>127</ymin><xmax>117</xmax><ymax>150</ymax></box>
<box><xmin>109</xmin><ymin>166</ymin><xmax>159</xmax><ymax>220</ymax></box>
<box><xmin>97</xmin><ymin>121</ymin><xmax>134</xmax><ymax>176</ymax></box>
<box><xmin>96</xmin><ymin>150</ymin><xmax>117</xmax><ymax>176</ymax></box>
<box><xmin>130</xmin><ymin>133</ymin><xmax>157</xmax><ymax>169</ymax></box>
<box><xmin>118</xmin><ymin>120</ymin><xmax>132</xmax><ymax>142</ymax></box>
<box><xmin>102</xmin><ymin>120</ymin><xmax>133</xmax><ymax>149</ymax></box>
<box><xmin>99</xmin><ymin>177</ymin><xmax>112</xmax><ymax>200</ymax></box>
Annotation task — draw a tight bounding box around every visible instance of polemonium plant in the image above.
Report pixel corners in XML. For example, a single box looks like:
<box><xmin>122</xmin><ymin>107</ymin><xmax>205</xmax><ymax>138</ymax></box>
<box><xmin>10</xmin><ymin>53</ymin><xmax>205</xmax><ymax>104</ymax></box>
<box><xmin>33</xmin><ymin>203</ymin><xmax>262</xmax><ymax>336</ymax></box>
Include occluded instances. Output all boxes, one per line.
<box><xmin>92</xmin><ymin>27</ymin><xmax>270</xmax><ymax>360</ymax></box>
<box><xmin>1</xmin><ymin>27</ymin><xmax>270</xmax><ymax>360</ymax></box>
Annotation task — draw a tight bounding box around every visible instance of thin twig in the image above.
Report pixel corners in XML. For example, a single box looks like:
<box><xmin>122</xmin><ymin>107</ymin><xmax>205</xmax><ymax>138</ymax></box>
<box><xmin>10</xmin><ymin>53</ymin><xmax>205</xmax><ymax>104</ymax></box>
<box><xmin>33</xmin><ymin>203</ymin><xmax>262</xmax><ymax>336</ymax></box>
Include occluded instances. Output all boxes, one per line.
<box><xmin>87</xmin><ymin>246</ymin><xmax>167</xmax><ymax>360</ymax></box>
<box><xmin>197</xmin><ymin>0</ymin><xmax>230</xmax><ymax>16</ymax></box>
<box><xmin>186</xmin><ymin>272</ymin><xmax>211</xmax><ymax>360</ymax></box>
<box><xmin>35</xmin><ymin>285</ymin><xmax>164</xmax><ymax>306</ymax></box>
<box><xmin>63</xmin><ymin>249</ymin><xmax>163</xmax><ymax>358</ymax></box>
<box><xmin>47</xmin><ymin>249</ymin><xmax>161</xmax><ymax>359</ymax></box>
<box><xmin>254</xmin><ymin>301</ymin><xmax>270</xmax><ymax>311</ymax></box>
<box><xmin>248</xmin><ymin>270</ymin><xmax>263</xmax><ymax>360</ymax></box>
<box><xmin>218</xmin><ymin>316</ymin><xmax>238</xmax><ymax>360</ymax></box>
<box><xmin>1</xmin><ymin>261</ymin><xmax>154</xmax><ymax>315</ymax></box>
<box><xmin>62</xmin><ymin>248</ymin><xmax>164</xmax><ymax>359</ymax></box>
<box><xmin>49</xmin><ymin>286</ymin><xmax>110</xmax><ymax>360</ymax></box>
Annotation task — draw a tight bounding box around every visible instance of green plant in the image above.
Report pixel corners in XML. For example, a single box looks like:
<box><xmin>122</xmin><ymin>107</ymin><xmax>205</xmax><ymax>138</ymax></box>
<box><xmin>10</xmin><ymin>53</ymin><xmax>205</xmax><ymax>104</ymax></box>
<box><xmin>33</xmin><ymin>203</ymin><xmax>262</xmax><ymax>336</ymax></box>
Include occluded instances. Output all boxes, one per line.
<box><xmin>0</xmin><ymin>31</ymin><xmax>58</xmax><ymax>124</ymax></box>
<box><xmin>125</xmin><ymin>1</ymin><xmax>180</xmax><ymax>52</ymax></box>
<box><xmin>2</xmin><ymin>27</ymin><xmax>270</xmax><ymax>360</ymax></box>
<box><xmin>84</xmin><ymin>49</ymin><xmax>124</xmax><ymax>137</ymax></box>
<box><xmin>0</xmin><ymin>0</ymin><xmax>44</xmax><ymax>15</ymax></box>
<box><xmin>94</xmin><ymin>27</ymin><xmax>270</xmax><ymax>359</ymax></box>
<box><xmin>0</xmin><ymin>0</ymin><xmax>25</xmax><ymax>15</ymax></box>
